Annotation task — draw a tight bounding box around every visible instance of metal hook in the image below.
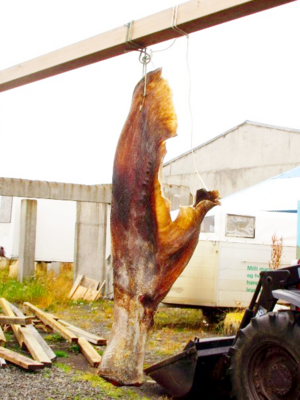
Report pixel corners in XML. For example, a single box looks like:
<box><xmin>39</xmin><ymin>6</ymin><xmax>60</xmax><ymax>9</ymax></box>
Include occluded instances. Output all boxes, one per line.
<box><xmin>139</xmin><ymin>48</ymin><xmax>152</xmax><ymax>100</ymax></box>
<box><xmin>125</xmin><ymin>21</ymin><xmax>152</xmax><ymax>106</ymax></box>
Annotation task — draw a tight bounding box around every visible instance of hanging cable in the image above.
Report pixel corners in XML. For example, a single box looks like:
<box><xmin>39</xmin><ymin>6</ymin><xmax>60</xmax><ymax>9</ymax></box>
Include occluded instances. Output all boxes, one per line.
<box><xmin>125</xmin><ymin>14</ymin><xmax>208</xmax><ymax>189</ymax></box>
<box><xmin>171</xmin><ymin>6</ymin><xmax>208</xmax><ymax>190</ymax></box>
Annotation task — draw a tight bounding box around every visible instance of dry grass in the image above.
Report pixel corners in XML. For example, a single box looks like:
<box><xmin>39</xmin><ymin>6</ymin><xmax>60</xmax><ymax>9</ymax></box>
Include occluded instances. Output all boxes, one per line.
<box><xmin>223</xmin><ymin>311</ymin><xmax>244</xmax><ymax>335</ymax></box>
<box><xmin>269</xmin><ymin>233</ymin><xmax>283</xmax><ymax>270</ymax></box>
<box><xmin>0</xmin><ymin>267</ymin><xmax>73</xmax><ymax>308</ymax></box>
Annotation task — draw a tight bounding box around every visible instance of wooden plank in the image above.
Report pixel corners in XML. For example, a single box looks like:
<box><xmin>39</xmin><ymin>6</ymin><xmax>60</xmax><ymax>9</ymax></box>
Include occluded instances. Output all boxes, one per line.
<box><xmin>0</xmin><ymin>316</ymin><xmax>33</xmax><ymax>325</ymax></box>
<box><xmin>58</xmin><ymin>320</ymin><xmax>106</xmax><ymax>345</ymax></box>
<box><xmin>0</xmin><ymin>0</ymin><xmax>295</xmax><ymax>92</ymax></box>
<box><xmin>0</xmin><ymin>326</ymin><xmax>6</xmax><ymax>346</ymax></box>
<box><xmin>83</xmin><ymin>288</ymin><xmax>99</xmax><ymax>301</ymax></box>
<box><xmin>34</xmin><ymin>324</ymin><xmax>53</xmax><ymax>333</ymax></box>
<box><xmin>23</xmin><ymin>302</ymin><xmax>78</xmax><ymax>343</ymax></box>
<box><xmin>81</xmin><ymin>276</ymin><xmax>99</xmax><ymax>290</ymax></box>
<box><xmin>0</xmin><ymin>298</ymin><xmax>23</xmax><ymax>347</ymax></box>
<box><xmin>7</xmin><ymin>301</ymin><xmax>56</xmax><ymax>361</ymax></box>
<box><xmin>78</xmin><ymin>337</ymin><xmax>102</xmax><ymax>367</ymax></box>
<box><xmin>19</xmin><ymin>327</ymin><xmax>52</xmax><ymax>367</ymax></box>
<box><xmin>71</xmin><ymin>285</ymin><xmax>89</xmax><ymax>300</ymax></box>
<box><xmin>0</xmin><ymin>357</ymin><xmax>7</xmax><ymax>368</ymax></box>
<box><xmin>94</xmin><ymin>280</ymin><xmax>106</xmax><ymax>301</ymax></box>
<box><xmin>68</xmin><ymin>274</ymin><xmax>84</xmax><ymax>299</ymax></box>
<box><xmin>0</xmin><ymin>346</ymin><xmax>44</xmax><ymax>370</ymax></box>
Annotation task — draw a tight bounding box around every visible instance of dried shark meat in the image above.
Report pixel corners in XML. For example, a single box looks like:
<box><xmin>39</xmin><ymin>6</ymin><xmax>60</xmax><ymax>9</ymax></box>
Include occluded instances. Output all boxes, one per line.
<box><xmin>99</xmin><ymin>68</ymin><xmax>220</xmax><ymax>385</ymax></box>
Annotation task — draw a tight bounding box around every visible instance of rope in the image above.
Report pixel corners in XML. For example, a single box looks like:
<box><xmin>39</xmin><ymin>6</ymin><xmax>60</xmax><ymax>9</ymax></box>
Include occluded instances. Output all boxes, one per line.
<box><xmin>185</xmin><ymin>38</ymin><xmax>208</xmax><ymax>190</ymax></box>
<box><xmin>171</xmin><ymin>5</ymin><xmax>189</xmax><ymax>37</ymax></box>
<box><xmin>171</xmin><ymin>6</ymin><xmax>208</xmax><ymax>190</ymax></box>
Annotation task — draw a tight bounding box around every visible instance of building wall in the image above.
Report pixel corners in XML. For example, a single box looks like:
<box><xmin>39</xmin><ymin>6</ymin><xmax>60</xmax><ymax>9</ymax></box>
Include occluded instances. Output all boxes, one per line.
<box><xmin>163</xmin><ymin>121</ymin><xmax>300</xmax><ymax>199</ymax></box>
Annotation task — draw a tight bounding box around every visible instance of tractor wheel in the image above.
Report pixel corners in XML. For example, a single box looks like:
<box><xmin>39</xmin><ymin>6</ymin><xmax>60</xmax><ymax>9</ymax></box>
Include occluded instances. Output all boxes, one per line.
<box><xmin>230</xmin><ymin>311</ymin><xmax>300</xmax><ymax>400</ymax></box>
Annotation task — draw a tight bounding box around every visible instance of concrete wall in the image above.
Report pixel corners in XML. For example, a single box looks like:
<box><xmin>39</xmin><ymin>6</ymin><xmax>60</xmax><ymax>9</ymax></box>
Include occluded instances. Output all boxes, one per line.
<box><xmin>74</xmin><ymin>202</ymin><xmax>109</xmax><ymax>283</ymax></box>
<box><xmin>18</xmin><ymin>199</ymin><xmax>37</xmax><ymax>282</ymax></box>
<box><xmin>163</xmin><ymin>121</ymin><xmax>300</xmax><ymax>199</ymax></box>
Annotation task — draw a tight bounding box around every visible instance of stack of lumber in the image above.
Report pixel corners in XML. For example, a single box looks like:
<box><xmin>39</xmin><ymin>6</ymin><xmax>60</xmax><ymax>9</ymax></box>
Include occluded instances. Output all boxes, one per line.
<box><xmin>68</xmin><ymin>275</ymin><xmax>106</xmax><ymax>301</ymax></box>
<box><xmin>0</xmin><ymin>298</ymin><xmax>106</xmax><ymax>370</ymax></box>
<box><xmin>0</xmin><ymin>298</ymin><xmax>53</xmax><ymax>370</ymax></box>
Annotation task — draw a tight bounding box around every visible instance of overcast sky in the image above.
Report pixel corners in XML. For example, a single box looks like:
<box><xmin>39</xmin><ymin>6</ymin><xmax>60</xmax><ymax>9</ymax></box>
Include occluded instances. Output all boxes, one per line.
<box><xmin>0</xmin><ymin>0</ymin><xmax>299</xmax><ymax>185</ymax></box>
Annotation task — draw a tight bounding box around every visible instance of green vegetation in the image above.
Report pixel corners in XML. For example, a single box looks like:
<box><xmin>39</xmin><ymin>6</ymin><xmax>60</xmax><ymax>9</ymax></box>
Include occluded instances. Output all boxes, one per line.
<box><xmin>154</xmin><ymin>306</ymin><xmax>203</xmax><ymax>330</ymax></box>
<box><xmin>73</xmin><ymin>372</ymin><xmax>149</xmax><ymax>400</ymax></box>
<box><xmin>0</xmin><ymin>268</ymin><xmax>73</xmax><ymax>307</ymax></box>
<box><xmin>55</xmin><ymin>362</ymin><xmax>72</xmax><ymax>373</ymax></box>
<box><xmin>69</xmin><ymin>343</ymin><xmax>81</xmax><ymax>354</ymax></box>
<box><xmin>54</xmin><ymin>350</ymin><xmax>68</xmax><ymax>358</ymax></box>
<box><xmin>44</xmin><ymin>333</ymin><xmax>65</xmax><ymax>343</ymax></box>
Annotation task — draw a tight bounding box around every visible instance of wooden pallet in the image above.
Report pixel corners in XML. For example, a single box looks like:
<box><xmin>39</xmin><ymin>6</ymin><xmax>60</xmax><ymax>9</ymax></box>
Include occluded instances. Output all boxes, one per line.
<box><xmin>68</xmin><ymin>275</ymin><xmax>105</xmax><ymax>301</ymax></box>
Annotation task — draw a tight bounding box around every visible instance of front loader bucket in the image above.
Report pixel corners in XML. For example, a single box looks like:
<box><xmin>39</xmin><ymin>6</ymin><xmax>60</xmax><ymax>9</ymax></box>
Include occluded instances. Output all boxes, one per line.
<box><xmin>145</xmin><ymin>344</ymin><xmax>198</xmax><ymax>398</ymax></box>
<box><xmin>144</xmin><ymin>336</ymin><xmax>234</xmax><ymax>398</ymax></box>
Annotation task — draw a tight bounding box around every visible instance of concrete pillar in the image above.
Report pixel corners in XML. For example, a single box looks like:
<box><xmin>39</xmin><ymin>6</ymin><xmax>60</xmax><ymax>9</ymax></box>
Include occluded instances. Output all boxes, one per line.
<box><xmin>18</xmin><ymin>199</ymin><xmax>37</xmax><ymax>282</ymax></box>
<box><xmin>297</xmin><ymin>201</ymin><xmax>300</xmax><ymax>259</ymax></box>
<box><xmin>74</xmin><ymin>202</ymin><xmax>107</xmax><ymax>284</ymax></box>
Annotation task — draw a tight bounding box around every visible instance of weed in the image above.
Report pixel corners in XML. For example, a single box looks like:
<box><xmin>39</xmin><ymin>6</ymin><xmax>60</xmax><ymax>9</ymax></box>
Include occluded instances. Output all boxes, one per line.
<box><xmin>269</xmin><ymin>233</ymin><xmax>283</xmax><ymax>269</ymax></box>
<box><xmin>69</xmin><ymin>343</ymin><xmax>81</xmax><ymax>354</ymax></box>
<box><xmin>154</xmin><ymin>307</ymin><xmax>203</xmax><ymax>330</ymax></box>
<box><xmin>73</xmin><ymin>372</ymin><xmax>149</xmax><ymax>399</ymax></box>
<box><xmin>55</xmin><ymin>362</ymin><xmax>72</xmax><ymax>373</ymax></box>
<box><xmin>0</xmin><ymin>269</ymin><xmax>73</xmax><ymax>308</ymax></box>
<box><xmin>44</xmin><ymin>333</ymin><xmax>65</xmax><ymax>343</ymax></box>
<box><xmin>223</xmin><ymin>311</ymin><xmax>244</xmax><ymax>335</ymax></box>
<box><xmin>54</xmin><ymin>350</ymin><xmax>68</xmax><ymax>358</ymax></box>
<box><xmin>43</xmin><ymin>368</ymin><xmax>51</xmax><ymax>378</ymax></box>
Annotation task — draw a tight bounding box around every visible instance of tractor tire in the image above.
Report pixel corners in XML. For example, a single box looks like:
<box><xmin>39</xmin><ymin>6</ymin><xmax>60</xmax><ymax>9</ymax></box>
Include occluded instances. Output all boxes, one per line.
<box><xmin>230</xmin><ymin>311</ymin><xmax>300</xmax><ymax>400</ymax></box>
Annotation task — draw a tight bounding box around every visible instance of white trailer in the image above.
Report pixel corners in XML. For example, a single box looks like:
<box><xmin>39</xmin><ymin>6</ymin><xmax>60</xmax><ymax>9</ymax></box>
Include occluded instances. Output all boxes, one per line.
<box><xmin>164</xmin><ymin>207</ymin><xmax>297</xmax><ymax>307</ymax></box>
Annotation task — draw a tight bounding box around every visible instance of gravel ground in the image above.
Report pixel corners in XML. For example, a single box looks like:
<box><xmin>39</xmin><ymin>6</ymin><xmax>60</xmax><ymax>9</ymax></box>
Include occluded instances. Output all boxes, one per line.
<box><xmin>0</xmin><ymin>364</ymin><xmax>114</xmax><ymax>400</ymax></box>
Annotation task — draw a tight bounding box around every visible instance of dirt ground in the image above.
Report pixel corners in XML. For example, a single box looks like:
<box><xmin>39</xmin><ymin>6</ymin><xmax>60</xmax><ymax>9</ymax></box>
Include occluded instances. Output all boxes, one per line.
<box><xmin>2</xmin><ymin>299</ymin><xmax>229</xmax><ymax>399</ymax></box>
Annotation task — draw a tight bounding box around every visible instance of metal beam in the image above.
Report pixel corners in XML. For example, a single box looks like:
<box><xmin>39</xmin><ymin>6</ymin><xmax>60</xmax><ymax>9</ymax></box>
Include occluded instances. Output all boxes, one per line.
<box><xmin>0</xmin><ymin>178</ymin><xmax>112</xmax><ymax>203</ymax></box>
<box><xmin>0</xmin><ymin>0</ymin><xmax>295</xmax><ymax>92</ymax></box>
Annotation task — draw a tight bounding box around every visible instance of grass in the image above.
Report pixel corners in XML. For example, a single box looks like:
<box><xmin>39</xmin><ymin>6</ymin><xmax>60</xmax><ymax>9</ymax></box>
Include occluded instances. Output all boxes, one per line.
<box><xmin>69</xmin><ymin>343</ymin><xmax>81</xmax><ymax>354</ymax></box>
<box><xmin>54</xmin><ymin>350</ymin><xmax>68</xmax><ymax>358</ymax></box>
<box><xmin>55</xmin><ymin>362</ymin><xmax>72</xmax><ymax>373</ymax></box>
<box><xmin>154</xmin><ymin>306</ymin><xmax>203</xmax><ymax>330</ymax></box>
<box><xmin>0</xmin><ymin>268</ymin><xmax>73</xmax><ymax>308</ymax></box>
<box><xmin>223</xmin><ymin>310</ymin><xmax>244</xmax><ymax>335</ymax></box>
<box><xmin>72</xmin><ymin>371</ymin><xmax>150</xmax><ymax>400</ymax></box>
<box><xmin>44</xmin><ymin>333</ymin><xmax>65</xmax><ymax>342</ymax></box>
<box><xmin>0</xmin><ymin>266</ymin><xmax>245</xmax><ymax>399</ymax></box>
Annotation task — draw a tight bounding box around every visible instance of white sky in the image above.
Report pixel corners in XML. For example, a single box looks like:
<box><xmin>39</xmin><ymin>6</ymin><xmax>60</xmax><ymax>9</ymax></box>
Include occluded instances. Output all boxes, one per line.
<box><xmin>0</xmin><ymin>0</ymin><xmax>299</xmax><ymax>185</ymax></box>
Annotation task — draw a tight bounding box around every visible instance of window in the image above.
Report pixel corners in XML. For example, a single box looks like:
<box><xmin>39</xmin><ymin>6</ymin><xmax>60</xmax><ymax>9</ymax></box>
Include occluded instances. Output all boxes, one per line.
<box><xmin>225</xmin><ymin>214</ymin><xmax>255</xmax><ymax>238</ymax></box>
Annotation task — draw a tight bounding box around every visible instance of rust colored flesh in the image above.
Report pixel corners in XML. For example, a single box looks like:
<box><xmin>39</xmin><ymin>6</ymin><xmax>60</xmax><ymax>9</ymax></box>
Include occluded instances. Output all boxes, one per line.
<box><xmin>99</xmin><ymin>68</ymin><xmax>220</xmax><ymax>385</ymax></box>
